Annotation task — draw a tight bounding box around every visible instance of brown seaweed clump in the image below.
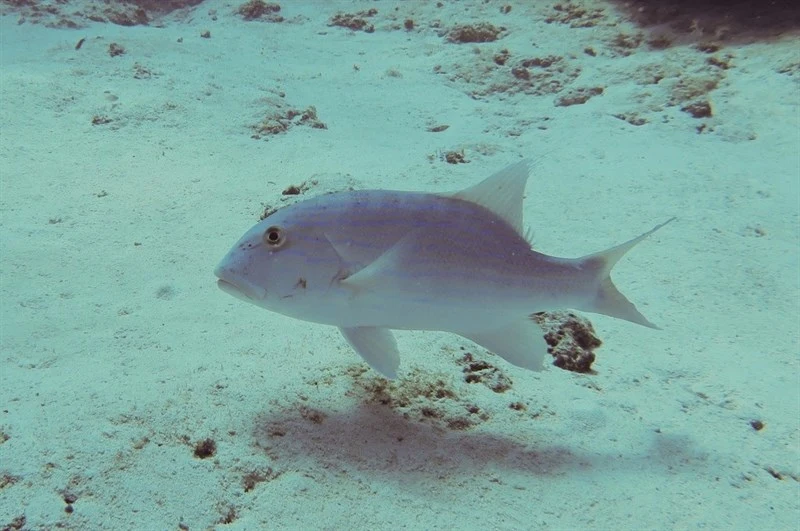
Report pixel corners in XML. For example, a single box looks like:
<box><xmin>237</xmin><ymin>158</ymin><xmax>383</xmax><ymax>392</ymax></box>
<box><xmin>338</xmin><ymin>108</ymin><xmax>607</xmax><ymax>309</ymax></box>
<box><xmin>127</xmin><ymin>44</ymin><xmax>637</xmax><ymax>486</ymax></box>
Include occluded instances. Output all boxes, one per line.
<box><xmin>236</xmin><ymin>0</ymin><xmax>282</xmax><ymax>22</ymax></box>
<box><xmin>251</xmin><ymin>102</ymin><xmax>327</xmax><ymax>140</ymax></box>
<box><xmin>446</xmin><ymin>23</ymin><xmax>502</xmax><ymax>43</ymax></box>
<box><xmin>329</xmin><ymin>9</ymin><xmax>377</xmax><ymax>32</ymax></box>
<box><xmin>347</xmin><ymin>366</ymin><xmax>488</xmax><ymax>431</ymax></box>
<box><xmin>533</xmin><ymin>311</ymin><xmax>602</xmax><ymax>373</ymax></box>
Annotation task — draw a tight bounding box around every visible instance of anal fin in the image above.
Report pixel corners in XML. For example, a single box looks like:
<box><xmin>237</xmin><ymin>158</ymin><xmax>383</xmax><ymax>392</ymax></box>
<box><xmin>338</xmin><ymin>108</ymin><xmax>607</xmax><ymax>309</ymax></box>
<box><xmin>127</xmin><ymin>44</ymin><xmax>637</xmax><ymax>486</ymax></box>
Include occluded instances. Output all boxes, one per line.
<box><xmin>458</xmin><ymin>319</ymin><xmax>549</xmax><ymax>372</ymax></box>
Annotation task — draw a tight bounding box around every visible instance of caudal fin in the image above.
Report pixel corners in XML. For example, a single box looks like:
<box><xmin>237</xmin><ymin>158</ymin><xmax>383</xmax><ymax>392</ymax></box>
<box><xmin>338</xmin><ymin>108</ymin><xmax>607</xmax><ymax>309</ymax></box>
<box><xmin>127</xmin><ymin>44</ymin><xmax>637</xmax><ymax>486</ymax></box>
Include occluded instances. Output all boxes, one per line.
<box><xmin>578</xmin><ymin>218</ymin><xmax>675</xmax><ymax>329</ymax></box>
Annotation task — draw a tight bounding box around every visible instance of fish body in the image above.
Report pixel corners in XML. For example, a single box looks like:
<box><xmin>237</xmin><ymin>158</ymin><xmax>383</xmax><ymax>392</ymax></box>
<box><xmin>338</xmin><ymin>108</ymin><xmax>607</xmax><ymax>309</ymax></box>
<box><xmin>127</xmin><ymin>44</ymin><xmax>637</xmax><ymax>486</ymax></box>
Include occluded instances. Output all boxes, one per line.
<box><xmin>215</xmin><ymin>161</ymin><xmax>672</xmax><ymax>378</ymax></box>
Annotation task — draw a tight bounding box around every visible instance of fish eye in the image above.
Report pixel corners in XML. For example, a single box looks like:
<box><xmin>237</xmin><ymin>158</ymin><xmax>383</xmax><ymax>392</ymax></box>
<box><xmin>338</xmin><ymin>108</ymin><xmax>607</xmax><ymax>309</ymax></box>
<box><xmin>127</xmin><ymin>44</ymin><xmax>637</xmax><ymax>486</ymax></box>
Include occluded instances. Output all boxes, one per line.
<box><xmin>263</xmin><ymin>226</ymin><xmax>286</xmax><ymax>248</ymax></box>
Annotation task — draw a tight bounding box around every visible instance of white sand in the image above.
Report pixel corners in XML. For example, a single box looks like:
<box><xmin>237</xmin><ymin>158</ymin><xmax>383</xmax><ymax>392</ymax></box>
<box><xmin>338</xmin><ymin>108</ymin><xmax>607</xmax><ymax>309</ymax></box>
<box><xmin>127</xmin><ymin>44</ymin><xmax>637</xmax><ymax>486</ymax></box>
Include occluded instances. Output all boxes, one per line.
<box><xmin>1</xmin><ymin>1</ymin><xmax>798</xmax><ymax>529</ymax></box>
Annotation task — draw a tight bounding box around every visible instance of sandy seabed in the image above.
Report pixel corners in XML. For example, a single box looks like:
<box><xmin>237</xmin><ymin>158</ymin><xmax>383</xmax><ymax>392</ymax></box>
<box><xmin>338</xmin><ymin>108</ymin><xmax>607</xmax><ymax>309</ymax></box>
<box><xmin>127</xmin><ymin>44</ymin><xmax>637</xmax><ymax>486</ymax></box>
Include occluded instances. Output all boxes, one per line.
<box><xmin>1</xmin><ymin>1</ymin><xmax>798</xmax><ymax>529</ymax></box>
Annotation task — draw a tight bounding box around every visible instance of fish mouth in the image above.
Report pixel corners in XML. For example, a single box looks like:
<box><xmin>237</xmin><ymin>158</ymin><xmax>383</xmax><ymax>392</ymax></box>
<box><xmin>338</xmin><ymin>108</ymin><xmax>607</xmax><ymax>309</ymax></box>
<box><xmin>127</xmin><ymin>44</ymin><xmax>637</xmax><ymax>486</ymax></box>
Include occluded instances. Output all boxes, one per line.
<box><xmin>214</xmin><ymin>267</ymin><xmax>267</xmax><ymax>302</ymax></box>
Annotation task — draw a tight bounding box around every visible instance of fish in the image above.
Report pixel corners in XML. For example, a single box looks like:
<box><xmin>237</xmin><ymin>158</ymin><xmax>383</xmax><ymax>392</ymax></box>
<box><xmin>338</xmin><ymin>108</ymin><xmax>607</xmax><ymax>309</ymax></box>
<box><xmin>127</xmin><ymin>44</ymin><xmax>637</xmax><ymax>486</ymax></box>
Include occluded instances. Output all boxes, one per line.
<box><xmin>214</xmin><ymin>160</ymin><xmax>673</xmax><ymax>379</ymax></box>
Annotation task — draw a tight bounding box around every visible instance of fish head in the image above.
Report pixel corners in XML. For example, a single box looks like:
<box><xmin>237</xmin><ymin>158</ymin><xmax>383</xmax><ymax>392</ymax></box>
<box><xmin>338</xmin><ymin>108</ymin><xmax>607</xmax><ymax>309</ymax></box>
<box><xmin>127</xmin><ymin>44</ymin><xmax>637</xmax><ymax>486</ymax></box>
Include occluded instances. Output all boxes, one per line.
<box><xmin>214</xmin><ymin>203</ymin><xmax>346</xmax><ymax>320</ymax></box>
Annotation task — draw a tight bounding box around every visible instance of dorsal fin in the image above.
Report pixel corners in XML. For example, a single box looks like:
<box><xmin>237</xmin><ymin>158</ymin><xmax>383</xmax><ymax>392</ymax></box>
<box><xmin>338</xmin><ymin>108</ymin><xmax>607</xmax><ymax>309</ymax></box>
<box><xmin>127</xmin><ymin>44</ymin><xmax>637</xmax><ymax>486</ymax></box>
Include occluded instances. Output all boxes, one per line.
<box><xmin>448</xmin><ymin>160</ymin><xmax>530</xmax><ymax>237</ymax></box>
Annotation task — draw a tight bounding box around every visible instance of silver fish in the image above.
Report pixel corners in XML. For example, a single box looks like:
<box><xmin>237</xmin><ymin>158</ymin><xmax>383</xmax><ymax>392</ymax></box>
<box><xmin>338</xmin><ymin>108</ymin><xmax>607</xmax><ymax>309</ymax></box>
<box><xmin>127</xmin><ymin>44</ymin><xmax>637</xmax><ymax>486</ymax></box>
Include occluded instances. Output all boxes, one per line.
<box><xmin>214</xmin><ymin>161</ymin><xmax>673</xmax><ymax>378</ymax></box>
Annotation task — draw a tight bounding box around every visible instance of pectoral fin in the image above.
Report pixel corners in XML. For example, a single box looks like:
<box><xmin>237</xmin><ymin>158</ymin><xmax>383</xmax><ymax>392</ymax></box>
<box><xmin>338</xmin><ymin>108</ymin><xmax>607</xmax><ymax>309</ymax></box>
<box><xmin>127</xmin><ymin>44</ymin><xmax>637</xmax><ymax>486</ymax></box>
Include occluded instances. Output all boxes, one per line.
<box><xmin>339</xmin><ymin>232</ymin><xmax>420</xmax><ymax>291</ymax></box>
<box><xmin>458</xmin><ymin>319</ymin><xmax>549</xmax><ymax>371</ymax></box>
<box><xmin>339</xmin><ymin>327</ymin><xmax>400</xmax><ymax>379</ymax></box>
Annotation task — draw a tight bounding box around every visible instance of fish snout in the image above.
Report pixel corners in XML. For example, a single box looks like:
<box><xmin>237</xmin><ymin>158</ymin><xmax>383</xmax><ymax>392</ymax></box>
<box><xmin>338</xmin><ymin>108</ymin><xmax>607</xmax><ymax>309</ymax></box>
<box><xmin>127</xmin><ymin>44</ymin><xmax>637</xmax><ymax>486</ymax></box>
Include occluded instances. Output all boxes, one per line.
<box><xmin>214</xmin><ymin>264</ymin><xmax>267</xmax><ymax>302</ymax></box>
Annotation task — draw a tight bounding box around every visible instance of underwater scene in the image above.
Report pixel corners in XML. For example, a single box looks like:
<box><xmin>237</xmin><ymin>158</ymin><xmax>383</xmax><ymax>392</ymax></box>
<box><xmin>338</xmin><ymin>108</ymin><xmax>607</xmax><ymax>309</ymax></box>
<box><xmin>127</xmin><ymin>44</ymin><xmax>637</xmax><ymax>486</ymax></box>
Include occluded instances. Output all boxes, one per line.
<box><xmin>1</xmin><ymin>1</ymin><xmax>798</xmax><ymax>529</ymax></box>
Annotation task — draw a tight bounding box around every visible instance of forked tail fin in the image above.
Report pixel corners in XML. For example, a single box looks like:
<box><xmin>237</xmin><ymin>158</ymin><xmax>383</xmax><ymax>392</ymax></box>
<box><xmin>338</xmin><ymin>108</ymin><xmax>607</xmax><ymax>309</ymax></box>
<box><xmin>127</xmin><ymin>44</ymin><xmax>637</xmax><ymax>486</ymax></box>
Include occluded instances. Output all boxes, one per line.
<box><xmin>578</xmin><ymin>218</ymin><xmax>675</xmax><ymax>329</ymax></box>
